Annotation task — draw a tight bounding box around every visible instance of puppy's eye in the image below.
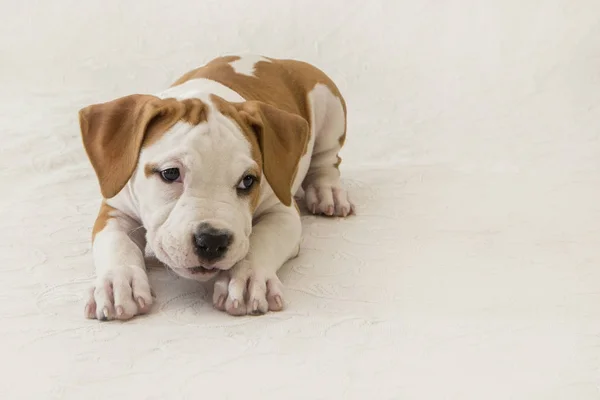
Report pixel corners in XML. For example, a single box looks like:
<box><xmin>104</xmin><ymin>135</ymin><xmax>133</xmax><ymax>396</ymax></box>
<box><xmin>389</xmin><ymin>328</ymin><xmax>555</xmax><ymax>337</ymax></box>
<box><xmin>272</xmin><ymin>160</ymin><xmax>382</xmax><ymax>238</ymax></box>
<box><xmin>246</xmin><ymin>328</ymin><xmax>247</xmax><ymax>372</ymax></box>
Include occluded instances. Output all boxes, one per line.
<box><xmin>160</xmin><ymin>168</ymin><xmax>180</xmax><ymax>183</ymax></box>
<box><xmin>237</xmin><ymin>175</ymin><xmax>256</xmax><ymax>191</ymax></box>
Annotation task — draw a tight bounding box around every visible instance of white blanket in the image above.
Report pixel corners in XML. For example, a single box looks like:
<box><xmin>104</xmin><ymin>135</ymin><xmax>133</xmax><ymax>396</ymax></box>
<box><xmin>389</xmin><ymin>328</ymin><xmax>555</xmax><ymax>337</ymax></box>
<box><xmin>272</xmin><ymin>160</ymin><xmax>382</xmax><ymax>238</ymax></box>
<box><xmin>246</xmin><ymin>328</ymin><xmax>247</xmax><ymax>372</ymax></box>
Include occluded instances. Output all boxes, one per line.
<box><xmin>1</xmin><ymin>1</ymin><xmax>599</xmax><ymax>398</ymax></box>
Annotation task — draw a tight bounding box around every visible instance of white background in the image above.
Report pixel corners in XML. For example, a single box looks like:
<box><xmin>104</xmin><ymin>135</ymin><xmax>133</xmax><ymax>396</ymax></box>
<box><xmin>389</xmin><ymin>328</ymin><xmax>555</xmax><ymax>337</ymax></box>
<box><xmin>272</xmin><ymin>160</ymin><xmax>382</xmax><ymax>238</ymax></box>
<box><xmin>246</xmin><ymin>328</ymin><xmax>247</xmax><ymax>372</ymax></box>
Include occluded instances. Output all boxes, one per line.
<box><xmin>1</xmin><ymin>1</ymin><xmax>600</xmax><ymax>399</ymax></box>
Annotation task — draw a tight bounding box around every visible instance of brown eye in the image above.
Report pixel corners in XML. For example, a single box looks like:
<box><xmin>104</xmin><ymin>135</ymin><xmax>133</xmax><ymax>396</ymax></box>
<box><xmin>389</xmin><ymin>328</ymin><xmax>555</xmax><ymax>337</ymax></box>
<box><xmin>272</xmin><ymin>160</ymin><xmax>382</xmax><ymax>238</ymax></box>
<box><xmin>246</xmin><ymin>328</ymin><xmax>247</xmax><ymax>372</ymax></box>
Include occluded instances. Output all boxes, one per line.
<box><xmin>237</xmin><ymin>175</ymin><xmax>256</xmax><ymax>191</ymax></box>
<box><xmin>160</xmin><ymin>168</ymin><xmax>180</xmax><ymax>182</ymax></box>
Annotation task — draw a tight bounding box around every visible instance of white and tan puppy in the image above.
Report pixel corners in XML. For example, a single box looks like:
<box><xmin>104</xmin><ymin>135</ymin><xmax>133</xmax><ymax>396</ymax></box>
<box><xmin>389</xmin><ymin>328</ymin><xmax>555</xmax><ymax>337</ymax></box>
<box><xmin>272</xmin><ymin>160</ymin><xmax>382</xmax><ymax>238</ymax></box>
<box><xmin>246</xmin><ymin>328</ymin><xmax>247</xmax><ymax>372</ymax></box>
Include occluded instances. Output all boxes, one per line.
<box><xmin>79</xmin><ymin>55</ymin><xmax>353</xmax><ymax>321</ymax></box>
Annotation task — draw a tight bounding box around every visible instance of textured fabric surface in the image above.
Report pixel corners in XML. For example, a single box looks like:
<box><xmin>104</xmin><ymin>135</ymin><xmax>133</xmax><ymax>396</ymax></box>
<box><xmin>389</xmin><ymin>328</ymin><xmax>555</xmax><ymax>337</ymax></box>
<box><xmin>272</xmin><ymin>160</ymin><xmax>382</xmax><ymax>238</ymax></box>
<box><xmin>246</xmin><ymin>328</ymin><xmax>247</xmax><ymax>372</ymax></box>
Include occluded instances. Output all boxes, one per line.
<box><xmin>1</xmin><ymin>1</ymin><xmax>600</xmax><ymax>399</ymax></box>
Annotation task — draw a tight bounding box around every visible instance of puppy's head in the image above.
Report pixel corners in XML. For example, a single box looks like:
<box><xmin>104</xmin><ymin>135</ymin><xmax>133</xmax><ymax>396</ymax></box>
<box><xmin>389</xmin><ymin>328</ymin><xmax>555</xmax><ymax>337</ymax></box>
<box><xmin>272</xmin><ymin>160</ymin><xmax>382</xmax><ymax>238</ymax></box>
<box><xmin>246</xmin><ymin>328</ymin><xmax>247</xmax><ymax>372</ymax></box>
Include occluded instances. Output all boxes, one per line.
<box><xmin>79</xmin><ymin>94</ymin><xmax>308</xmax><ymax>281</ymax></box>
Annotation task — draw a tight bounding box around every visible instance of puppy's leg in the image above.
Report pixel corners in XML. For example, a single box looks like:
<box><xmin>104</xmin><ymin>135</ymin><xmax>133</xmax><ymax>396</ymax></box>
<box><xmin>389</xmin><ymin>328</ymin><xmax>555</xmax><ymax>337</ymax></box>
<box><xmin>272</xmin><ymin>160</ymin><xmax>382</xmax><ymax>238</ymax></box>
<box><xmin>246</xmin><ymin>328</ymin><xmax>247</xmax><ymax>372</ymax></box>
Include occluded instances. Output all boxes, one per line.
<box><xmin>213</xmin><ymin>202</ymin><xmax>301</xmax><ymax>316</ymax></box>
<box><xmin>303</xmin><ymin>87</ymin><xmax>354</xmax><ymax>217</ymax></box>
<box><xmin>84</xmin><ymin>202</ymin><xmax>152</xmax><ymax>321</ymax></box>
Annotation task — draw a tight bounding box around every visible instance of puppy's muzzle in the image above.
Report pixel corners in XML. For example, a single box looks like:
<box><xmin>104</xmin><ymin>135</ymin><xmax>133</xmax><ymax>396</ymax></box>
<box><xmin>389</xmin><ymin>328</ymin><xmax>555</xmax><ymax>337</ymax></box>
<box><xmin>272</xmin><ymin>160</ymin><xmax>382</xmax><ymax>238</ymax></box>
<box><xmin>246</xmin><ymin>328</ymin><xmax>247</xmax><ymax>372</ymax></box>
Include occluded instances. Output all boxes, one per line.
<box><xmin>193</xmin><ymin>223</ymin><xmax>233</xmax><ymax>263</ymax></box>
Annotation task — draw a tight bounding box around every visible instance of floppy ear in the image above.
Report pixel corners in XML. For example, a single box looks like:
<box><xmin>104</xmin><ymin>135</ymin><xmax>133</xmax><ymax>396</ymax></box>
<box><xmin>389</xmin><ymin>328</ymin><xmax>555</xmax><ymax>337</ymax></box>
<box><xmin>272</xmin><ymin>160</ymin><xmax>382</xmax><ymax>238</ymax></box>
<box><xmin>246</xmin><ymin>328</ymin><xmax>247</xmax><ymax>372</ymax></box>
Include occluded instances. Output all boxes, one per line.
<box><xmin>79</xmin><ymin>94</ymin><xmax>173</xmax><ymax>199</ymax></box>
<box><xmin>238</xmin><ymin>101</ymin><xmax>309</xmax><ymax>206</ymax></box>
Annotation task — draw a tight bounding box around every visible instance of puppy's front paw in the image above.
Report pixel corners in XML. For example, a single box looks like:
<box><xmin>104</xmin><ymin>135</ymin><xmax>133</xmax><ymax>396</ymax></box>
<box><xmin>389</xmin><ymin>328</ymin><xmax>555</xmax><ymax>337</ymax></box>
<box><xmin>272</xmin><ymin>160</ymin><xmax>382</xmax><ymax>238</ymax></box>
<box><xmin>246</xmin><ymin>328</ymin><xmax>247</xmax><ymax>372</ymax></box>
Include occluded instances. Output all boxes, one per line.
<box><xmin>84</xmin><ymin>266</ymin><xmax>153</xmax><ymax>321</ymax></box>
<box><xmin>304</xmin><ymin>184</ymin><xmax>355</xmax><ymax>217</ymax></box>
<box><xmin>212</xmin><ymin>261</ymin><xmax>284</xmax><ymax>316</ymax></box>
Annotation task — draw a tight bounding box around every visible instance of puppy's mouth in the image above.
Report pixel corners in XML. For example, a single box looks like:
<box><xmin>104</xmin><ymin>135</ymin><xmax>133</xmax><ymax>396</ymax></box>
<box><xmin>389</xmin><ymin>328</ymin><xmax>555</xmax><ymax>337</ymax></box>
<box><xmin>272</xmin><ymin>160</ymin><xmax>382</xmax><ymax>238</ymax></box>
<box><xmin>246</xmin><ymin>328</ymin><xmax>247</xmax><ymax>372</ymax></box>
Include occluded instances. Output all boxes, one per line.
<box><xmin>188</xmin><ymin>266</ymin><xmax>215</xmax><ymax>275</ymax></box>
<box><xmin>170</xmin><ymin>265</ymin><xmax>221</xmax><ymax>281</ymax></box>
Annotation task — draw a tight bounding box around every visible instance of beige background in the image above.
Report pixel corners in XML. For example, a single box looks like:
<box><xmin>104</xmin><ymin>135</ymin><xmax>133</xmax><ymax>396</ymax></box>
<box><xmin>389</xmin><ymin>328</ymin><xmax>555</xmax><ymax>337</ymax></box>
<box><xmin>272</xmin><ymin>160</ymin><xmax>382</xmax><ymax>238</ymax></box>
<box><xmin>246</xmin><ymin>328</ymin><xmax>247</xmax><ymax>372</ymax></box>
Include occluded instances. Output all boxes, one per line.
<box><xmin>1</xmin><ymin>1</ymin><xmax>599</xmax><ymax>398</ymax></box>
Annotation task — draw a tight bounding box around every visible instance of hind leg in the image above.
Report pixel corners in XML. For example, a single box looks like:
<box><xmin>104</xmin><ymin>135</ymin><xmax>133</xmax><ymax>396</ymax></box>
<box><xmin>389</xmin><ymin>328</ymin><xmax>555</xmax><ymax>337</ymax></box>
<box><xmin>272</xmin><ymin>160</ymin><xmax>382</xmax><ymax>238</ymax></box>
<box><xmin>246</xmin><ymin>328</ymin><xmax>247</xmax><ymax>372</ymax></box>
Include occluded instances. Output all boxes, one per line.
<box><xmin>302</xmin><ymin>86</ymin><xmax>354</xmax><ymax>217</ymax></box>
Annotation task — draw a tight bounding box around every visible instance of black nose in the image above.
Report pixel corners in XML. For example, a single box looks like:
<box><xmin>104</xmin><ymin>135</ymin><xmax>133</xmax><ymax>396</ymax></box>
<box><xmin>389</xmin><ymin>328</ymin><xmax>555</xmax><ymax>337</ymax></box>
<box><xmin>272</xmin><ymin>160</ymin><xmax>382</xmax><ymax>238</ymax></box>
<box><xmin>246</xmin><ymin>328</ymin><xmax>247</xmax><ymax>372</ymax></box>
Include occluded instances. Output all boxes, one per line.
<box><xmin>193</xmin><ymin>225</ymin><xmax>232</xmax><ymax>261</ymax></box>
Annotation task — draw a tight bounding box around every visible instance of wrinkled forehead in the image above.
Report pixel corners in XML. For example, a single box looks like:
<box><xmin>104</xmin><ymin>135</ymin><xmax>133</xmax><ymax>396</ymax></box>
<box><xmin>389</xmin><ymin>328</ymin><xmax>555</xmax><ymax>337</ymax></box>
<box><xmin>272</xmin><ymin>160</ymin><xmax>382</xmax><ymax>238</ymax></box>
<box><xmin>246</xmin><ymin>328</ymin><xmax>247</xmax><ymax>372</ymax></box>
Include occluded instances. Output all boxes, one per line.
<box><xmin>139</xmin><ymin>113</ymin><xmax>258</xmax><ymax>176</ymax></box>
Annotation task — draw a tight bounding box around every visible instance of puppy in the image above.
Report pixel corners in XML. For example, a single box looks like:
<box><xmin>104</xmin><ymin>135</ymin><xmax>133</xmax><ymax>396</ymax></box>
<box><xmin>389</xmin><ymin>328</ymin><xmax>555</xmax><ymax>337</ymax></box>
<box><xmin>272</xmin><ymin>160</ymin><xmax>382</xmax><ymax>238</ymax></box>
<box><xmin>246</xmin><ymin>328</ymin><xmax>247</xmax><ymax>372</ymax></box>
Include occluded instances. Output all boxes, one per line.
<box><xmin>79</xmin><ymin>55</ymin><xmax>354</xmax><ymax>320</ymax></box>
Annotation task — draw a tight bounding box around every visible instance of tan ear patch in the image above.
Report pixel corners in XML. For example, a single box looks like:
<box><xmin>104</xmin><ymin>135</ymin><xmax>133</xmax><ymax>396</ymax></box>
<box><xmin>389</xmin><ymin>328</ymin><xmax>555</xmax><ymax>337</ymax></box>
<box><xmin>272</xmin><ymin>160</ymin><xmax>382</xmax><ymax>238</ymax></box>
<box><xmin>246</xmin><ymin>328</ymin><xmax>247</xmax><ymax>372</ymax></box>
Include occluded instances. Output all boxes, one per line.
<box><xmin>79</xmin><ymin>96</ymin><xmax>207</xmax><ymax>199</ymax></box>
<box><xmin>238</xmin><ymin>101</ymin><xmax>309</xmax><ymax>207</ymax></box>
<box><xmin>211</xmin><ymin>94</ymin><xmax>309</xmax><ymax>207</ymax></box>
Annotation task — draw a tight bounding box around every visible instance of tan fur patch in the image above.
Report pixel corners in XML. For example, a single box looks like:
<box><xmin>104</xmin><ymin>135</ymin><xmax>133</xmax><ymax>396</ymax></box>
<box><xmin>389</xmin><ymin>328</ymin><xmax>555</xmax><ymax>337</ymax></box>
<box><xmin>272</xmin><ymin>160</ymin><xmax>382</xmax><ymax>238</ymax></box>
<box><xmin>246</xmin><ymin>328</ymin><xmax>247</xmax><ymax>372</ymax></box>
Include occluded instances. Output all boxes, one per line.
<box><xmin>173</xmin><ymin>56</ymin><xmax>347</xmax><ymax>163</ymax></box>
<box><xmin>334</xmin><ymin>155</ymin><xmax>342</xmax><ymax>169</ymax></box>
<box><xmin>92</xmin><ymin>201</ymin><xmax>116</xmax><ymax>241</ymax></box>
<box><xmin>142</xmin><ymin>98</ymin><xmax>208</xmax><ymax>148</ymax></box>
<box><xmin>144</xmin><ymin>163</ymin><xmax>157</xmax><ymax>178</ymax></box>
<box><xmin>79</xmin><ymin>96</ymin><xmax>208</xmax><ymax>199</ymax></box>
